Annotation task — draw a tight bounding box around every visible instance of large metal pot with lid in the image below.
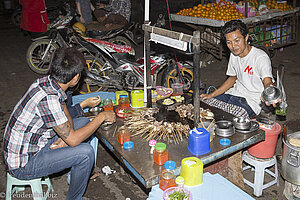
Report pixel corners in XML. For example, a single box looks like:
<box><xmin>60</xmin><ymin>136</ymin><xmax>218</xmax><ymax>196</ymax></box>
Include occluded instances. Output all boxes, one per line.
<box><xmin>282</xmin><ymin>131</ymin><xmax>300</xmax><ymax>185</ymax></box>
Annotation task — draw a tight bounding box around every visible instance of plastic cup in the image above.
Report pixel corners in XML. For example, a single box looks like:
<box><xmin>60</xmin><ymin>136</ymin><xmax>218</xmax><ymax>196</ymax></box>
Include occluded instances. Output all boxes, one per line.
<box><xmin>171</xmin><ymin>83</ymin><xmax>183</xmax><ymax>96</ymax></box>
<box><xmin>103</xmin><ymin>99</ymin><xmax>113</xmax><ymax>111</ymax></box>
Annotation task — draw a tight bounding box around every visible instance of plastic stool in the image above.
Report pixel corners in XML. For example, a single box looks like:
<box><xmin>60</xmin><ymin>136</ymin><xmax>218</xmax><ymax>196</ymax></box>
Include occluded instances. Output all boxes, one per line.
<box><xmin>242</xmin><ymin>151</ymin><xmax>279</xmax><ymax>197</ymax></box>
<box><xmin>6</xmin><ymin>173</ymin><xmax>53</xmax><ymax>200</ymax></box>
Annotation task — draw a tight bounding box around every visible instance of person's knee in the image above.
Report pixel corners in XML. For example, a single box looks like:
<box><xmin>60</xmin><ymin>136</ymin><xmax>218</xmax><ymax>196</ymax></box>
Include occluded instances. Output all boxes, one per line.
<box><xmin>77</xmin><ymin>143</ymin><xmax>95</xmax><ymax>166</ymax></box>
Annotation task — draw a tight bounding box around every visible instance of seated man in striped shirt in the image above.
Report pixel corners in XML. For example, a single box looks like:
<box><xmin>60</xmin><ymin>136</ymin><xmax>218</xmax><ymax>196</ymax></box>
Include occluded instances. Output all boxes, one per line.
<box><xmin>3</xmin><ymin>47</ymin><xmax>115</xmax><ymax>200</ymax></box>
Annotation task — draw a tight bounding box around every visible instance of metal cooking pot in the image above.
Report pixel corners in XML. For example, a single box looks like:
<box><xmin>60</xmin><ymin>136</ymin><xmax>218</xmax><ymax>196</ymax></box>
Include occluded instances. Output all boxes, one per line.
<box><xmin>282</xmin><ymin>131</ymin><xmax>300</xmax><ymax>185</ymax></box>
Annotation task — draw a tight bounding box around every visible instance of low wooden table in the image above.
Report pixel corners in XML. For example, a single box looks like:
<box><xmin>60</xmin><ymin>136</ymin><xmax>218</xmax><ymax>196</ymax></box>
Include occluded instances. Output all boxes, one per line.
<box><xmin>95</xmin><ymin>102</ymin><xmax>265</xmax><ymax>188</ymax></box>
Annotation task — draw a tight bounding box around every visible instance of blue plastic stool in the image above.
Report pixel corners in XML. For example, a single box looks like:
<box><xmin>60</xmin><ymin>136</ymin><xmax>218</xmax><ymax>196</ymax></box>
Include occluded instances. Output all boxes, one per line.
<box><xmin>6</xmin><ymin>173</ymin><xmax>53</xmax><ymax>200</ymax></box>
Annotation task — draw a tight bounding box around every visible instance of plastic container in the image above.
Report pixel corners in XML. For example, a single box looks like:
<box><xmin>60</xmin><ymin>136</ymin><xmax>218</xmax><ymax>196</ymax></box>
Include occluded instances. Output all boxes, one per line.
<box><xmin>248</xmin><ymin>122</ymin><xmax>281</xmax><ymax>158</ymax></box>
<box><xmin>164</xmin><ymin>161</ymin><xmax>176</xmax><ymax>171</ymax></box>
<box><xmin>103</xmin><ymin>99</ymin><xmax>113</xmax><ymax>111</ymax></box>
<box><xmin>187</xmin><ymin>128</ymin><xmax>211</xmax><ymax>156</ymax></box>
<box><xmin>131</xmin><ymin>90</ymin><xmax>144</xmax><ymax>108</ymax></box>
<box><xmin>117</xmin><ymin>129</ymin><xmax>130</xmax><ymax>145</ymax></box>
<box><xmin>175</xmin><ymin>176</ymin><xmax>185</xmax><ymax>188</ymax></box>
<box><xmin>180</xmin><ymin>157</ymin><xmax>203</xmax><ymax>186</ymax></box>
<box><xmin>153</xmin><ymin>142</ymin><xmax>169</xmax><ymax>166</ymax></box>
<box><xmin>115</xmin><ymin>91</ymin><xmax>129</xmax><ymax>105</ymax></box>
<box><xmin>123</xmin><ymin>141</ymin><xmax>134</xmax><ymax>149</ymax></box>
<box><xmin>171</xmin><ymin>83</ymin><xmax>183</xmax><ymax>96</ymax></box>
<box><xmin>149</xmin><ymin>139</ymin><xmax>157</xmax><ymax>154</ymax></box>
<box><xmin>159</xmin><ymin>170</ymin><xmax>176</xmax><ymax>191</ymax></box>
<box><xmin>118</xmin><ymin>95</ymin><xmax>130</xmax><ymax>108</ymax></box>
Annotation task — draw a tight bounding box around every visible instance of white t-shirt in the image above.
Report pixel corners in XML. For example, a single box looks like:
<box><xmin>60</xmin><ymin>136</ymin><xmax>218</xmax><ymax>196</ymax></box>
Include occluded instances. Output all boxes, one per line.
<box><xmin>225</xmin><ymin>46</ymin><xmax>273</xmax><ymax>115</ymax></box>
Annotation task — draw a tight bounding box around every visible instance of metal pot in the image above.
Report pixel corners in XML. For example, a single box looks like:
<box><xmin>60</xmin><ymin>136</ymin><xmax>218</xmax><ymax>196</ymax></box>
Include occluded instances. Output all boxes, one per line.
<box><xmin>282</xmin><ymin>131</ymin><xmax>300</xmax><ymax>185</ymax></box>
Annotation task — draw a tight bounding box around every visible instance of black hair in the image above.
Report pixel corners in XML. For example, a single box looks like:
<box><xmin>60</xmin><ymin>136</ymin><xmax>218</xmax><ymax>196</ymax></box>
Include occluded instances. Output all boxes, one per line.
<box><xmin>49</xmin><ymin>47</ymin><xmax>85</xmax><ymax>84</ymax></box>
<box><xmin>222</xmin><ymin>20</ymin><xmax>248</xmax><ymax>38</ymax></box>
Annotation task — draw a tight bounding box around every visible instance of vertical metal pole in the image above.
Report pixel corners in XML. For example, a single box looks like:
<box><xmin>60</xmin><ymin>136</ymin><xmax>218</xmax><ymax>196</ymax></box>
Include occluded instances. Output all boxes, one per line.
<box><xmin>144</xmin><ymin>26</ymin><xmax>152</xmax><ymax>107</ymax></box>
<box><xmin>193</xmin><ymin>31</ymin><xmax>201</xmax><ymax>128</ymax></box>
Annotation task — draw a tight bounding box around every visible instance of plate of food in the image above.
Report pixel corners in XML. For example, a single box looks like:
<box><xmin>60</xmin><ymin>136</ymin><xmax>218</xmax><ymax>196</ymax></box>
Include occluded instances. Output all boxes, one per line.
<box><xmin>156</xmin><ymin>86</ymin><xmax>173</xmax><ymax>96</ymax></box>
<box><xmin>115</xmin><ymin>107</ymin><xmax>134</xmax><ymax>118</ymax></box>
<box><xmin>163</xmin><ymin>187</ymin><xmax>192</xmax><ymax>200</ymax></box>
<box><xmin>156</xmin><ymin>98</ymin><xmax>176</xmax><ymax>107</ymax></box>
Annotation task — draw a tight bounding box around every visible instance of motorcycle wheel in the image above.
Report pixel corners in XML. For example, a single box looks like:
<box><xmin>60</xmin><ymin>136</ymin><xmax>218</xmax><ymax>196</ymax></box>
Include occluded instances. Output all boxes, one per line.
<box><xmin>162</xmin><ymin>65</ymin><xmax>194</xmax><ymax>92</ymax></box>
<box><xmin>108</xmin><ymin>36</ymin><xmax>135</xmax><ymax>55</ymax></box>
<box><xmin>26</xmin><ymin>39</ymin><xmax>59</xmax><ymax>74</ymax></box>
<box><xmin>79</xmin><ymin>56</ymin><xmax>107</xmax><ymax>94</ymax></box>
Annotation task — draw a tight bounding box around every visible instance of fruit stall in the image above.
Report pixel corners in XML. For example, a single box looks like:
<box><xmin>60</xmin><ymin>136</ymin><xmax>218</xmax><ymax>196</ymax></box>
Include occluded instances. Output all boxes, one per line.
<box><xmin>170</xmin><ymin>0</ymin><xmax>299</xmax><ymax>59</ymax></box>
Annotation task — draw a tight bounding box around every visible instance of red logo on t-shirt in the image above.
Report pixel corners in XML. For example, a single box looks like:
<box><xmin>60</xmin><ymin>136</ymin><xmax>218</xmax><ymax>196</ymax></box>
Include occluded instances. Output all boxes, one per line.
<box><xmin>244</xmin><ymin>65</ymin><xmax>253</xmax><ymax>75</ymax></box>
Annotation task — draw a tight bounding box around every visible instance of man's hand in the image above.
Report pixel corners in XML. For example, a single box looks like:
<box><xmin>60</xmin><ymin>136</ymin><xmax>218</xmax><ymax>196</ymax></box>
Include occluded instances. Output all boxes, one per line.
<box><xmin>97</xmin><ymin>111</ymin><xmax>116</xmax><ymax>124</ymax></box>
<box><xmin>80</xmin><ymin>96</ymin><xmax>101</xmax><ymax>108</ymax></box>
<box><xmin>260</xmin><ymin>97</ymin><xmax>282</xmax><ymax>108</ymax></box>
<box><xmin>50</xmin><ymin>138</ymin><xmax>68</xmax><ymax>149</ymax></box>
<box><xmin>200</xmin><ymin>93</ymin><xmax>214</xmax><ymax>100</ymax></box>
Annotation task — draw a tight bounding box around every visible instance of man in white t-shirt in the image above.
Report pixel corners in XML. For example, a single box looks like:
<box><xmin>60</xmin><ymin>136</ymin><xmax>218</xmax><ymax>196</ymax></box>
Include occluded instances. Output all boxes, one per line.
<box><xmin>201</xmin><ymin>20</ymin><xmax>278</xmax><ymax>117</ymax></box>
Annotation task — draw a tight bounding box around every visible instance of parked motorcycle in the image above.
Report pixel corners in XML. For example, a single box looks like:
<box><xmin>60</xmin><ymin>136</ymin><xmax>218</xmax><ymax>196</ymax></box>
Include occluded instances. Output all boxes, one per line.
<box><xmin>26</xmin><ymin>4</ymin><xmax>193</xmax><ymax>94</ymax></box>
<box><xmin>80</xmin><ymin>20</ymin><xmax>143</xmax><ymax>54</ymax></box>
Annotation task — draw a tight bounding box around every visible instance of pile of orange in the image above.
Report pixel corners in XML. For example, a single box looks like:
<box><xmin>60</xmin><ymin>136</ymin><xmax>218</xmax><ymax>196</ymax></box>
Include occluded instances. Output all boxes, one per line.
<box><xmin>176</xmin><ymin>0</ymin><xmax>245</xmax><ymax>21</ymax></box>
<box><xmin>265</xmin><ymin>0</ymin><xmax>294</xmax><ymax>11</ymax></box>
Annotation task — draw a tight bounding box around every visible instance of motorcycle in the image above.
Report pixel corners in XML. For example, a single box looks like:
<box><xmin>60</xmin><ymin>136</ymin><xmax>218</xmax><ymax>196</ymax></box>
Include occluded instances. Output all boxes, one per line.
<box><xmin>82</xmin><ymin>21</ymin><xmax>143</xmax><ymax>54</ymax></box>
<box><xmin>26</xmin><ymin>4</ymin><xmax>193</xmax><ymax>94</ymax></box>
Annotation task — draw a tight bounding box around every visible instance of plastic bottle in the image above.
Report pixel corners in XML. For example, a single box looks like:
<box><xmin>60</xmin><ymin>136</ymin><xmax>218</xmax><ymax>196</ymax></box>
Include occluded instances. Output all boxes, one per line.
<box><xmin>153</xmin><ymin>142</ymin><xmax>169</xmax><ymax>166</ymax></box>
<box><xmin>117</xmin><ymin>129</ymin><xmax>130</xmax><ymax>145</ymax></box>
<box><xmin>149</xmin><ymin>139</ymin><xmax>157</xmax><ymax>154</ymax></box>
<box><xmin>119</xmin><ymin>95</ymin><xmax>130</xmax><ymax>108</ymax></box>
<box><xmin>175</xmin><ymin>176</ymin><xmax>185</xmax><ymax>188</ymax></box>
<box><xmin>159</xmin><ymin>169</ymin><xmax>176</xmax><ymax>191</ymax></box>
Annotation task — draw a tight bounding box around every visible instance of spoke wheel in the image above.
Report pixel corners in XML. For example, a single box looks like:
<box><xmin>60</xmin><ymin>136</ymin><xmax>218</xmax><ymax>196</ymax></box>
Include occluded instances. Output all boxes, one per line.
<box><xmin>162</xmin><ymin>66</ymin><xmax>194</xmax><ymax>92</ymax></box>
<box><xmin>26</xmin><ymin>39</ymin><xmax>59</xmax><ymax>74</ymax></box>
<box><xmin>78</xmin><ymin>56</ymin><xmax>107</xmax><ymax>94</ymax></box>
<box><xmin>108</xmin><ymin>36</ymin><xmax>135</xmax><ymax>55</ymax></box>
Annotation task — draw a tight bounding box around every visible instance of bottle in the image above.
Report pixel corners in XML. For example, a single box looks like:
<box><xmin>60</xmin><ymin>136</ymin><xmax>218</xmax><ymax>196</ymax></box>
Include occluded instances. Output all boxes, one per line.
<box><xmin>175</xmin><ymin>176</ymin><xmax>185</xmax><ymax>188</ymax></box>
<box><xmin>159</xmin><ymin>169</ymin><xmax>176</xmax><ymax>191</ymax></box>
<box><xmin>103</xmin><ymin>99</ymin><xmax>114</xmax><ymax>111</ymax></box>
<box><xmin>149</xmin><ymin>139</ymin><xmax>157</xmax><ymax>154</ymax></box>
<box><xmin>119</xmin><ymin>95</ymin><xmax>130</xmax><ymax>108</ymax></box>
<box><xmin>153</xmin><ymin>142</ymin><xmax>169</xmax><ymax>166</ymax></box>
<box><xmin>117</xmin><ymin>129</ymin><xmax>130</xmax><ymax>145</ymax></box>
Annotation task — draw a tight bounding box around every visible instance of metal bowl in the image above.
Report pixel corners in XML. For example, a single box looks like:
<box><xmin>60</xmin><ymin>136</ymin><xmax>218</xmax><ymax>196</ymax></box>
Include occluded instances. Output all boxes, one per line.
<box><xmin>261</xmin><ymin>86</ymin><xmax>282</xmax><ymax>104</ymax></box>
<box><xmin>215</xmin><ymin>120</ymin><xmax>235</xmax><ymax>137</ymax></box>
<box><xmin>89</xmin><ymin>107</ymin><xmax>104</xmax><ymax>115</ymax></box>
<box><xmin>233</xmin><ymin>116</ymin><xmax>251</xmax><ymax>130</ymax></box>
<box><xmin>101</xmin><ymin>121</ymin><xmax>114</xmax><ymax>131</ymax></box>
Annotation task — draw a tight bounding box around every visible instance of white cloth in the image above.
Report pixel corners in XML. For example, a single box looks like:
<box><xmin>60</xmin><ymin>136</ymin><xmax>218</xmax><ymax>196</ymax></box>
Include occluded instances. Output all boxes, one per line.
<box><xmin>225</xmin><ymin>46</ymin><xmax>273</xmax><ymax>115</ymax></box>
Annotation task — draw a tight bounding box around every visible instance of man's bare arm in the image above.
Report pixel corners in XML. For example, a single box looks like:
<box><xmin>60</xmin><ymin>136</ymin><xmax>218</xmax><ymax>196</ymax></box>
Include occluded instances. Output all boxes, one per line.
<box><xmin>53</xmin><ymin>110</ymin><xmax>116</xmax><ymax>147</ymax></box>
<box><xmin>201</xmin><ymin>76</ymin><xmax>237</xmax><ymax>100</ymax></box>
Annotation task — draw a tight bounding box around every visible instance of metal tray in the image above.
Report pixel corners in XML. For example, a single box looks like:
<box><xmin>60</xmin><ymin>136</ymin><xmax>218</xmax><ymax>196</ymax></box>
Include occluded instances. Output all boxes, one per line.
<box><xmin>236</xmin><ymin>121</ymin><xmax>259</xmax><ymax>134</ymax></box>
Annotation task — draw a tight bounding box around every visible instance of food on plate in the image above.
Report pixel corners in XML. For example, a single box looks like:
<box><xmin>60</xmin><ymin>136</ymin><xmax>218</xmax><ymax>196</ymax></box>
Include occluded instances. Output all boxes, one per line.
<box><xmin>163</xmin><ymin>98</ymin><xmax>175</xmax><ymax>105</ymax></box>
<box><xmin>156</xmin><ymin>86</ymin><xmax>173</xmax><ymax>96</ymax></box>
<box><xmin>165</xmin><ymin>190</ymin><xmax>190</xmax><ymax>200</ymax></box>
<box><xmin>118</xmin><ymin>108</ymin><xmax>132</xmax><ymax>114</ymax></box>
<box><xmin>171</xmin><ymin>96</ymin><xmax>184</xmax><ymax>103</ymax></box>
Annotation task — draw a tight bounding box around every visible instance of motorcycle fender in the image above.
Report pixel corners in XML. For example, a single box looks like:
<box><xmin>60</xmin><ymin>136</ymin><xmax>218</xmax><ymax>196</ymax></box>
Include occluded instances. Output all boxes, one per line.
<box><xmin>116</xmin><ymin>63</ymin><xmax>134</xmax><ymax>72</ymax></box>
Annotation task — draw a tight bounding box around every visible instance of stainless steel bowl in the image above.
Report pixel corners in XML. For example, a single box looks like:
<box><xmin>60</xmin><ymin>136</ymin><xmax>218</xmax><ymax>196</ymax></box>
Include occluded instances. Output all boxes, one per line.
<box><xmin>233</xmin><ymin>116</ymin><xmax>251</xmax><ymax>130</ymax></box>
<box><xmin>101</xmin><ymin>122</ymin><xmax>114</xmax><ymax>131</ymax></box>
<box><xmin>89</xmin><ymin>107</ymin><xmax>104</xmax><ymax>115</ymax></box>
<box><xmin>261</xmin><ymin>86</ymin><xmax>282</xmax><ymax>104</ymax></box>
<box><xmin>215</xmin><ymin>120</ymin><xmax>235</xmax><ymax>137</ymax></box>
